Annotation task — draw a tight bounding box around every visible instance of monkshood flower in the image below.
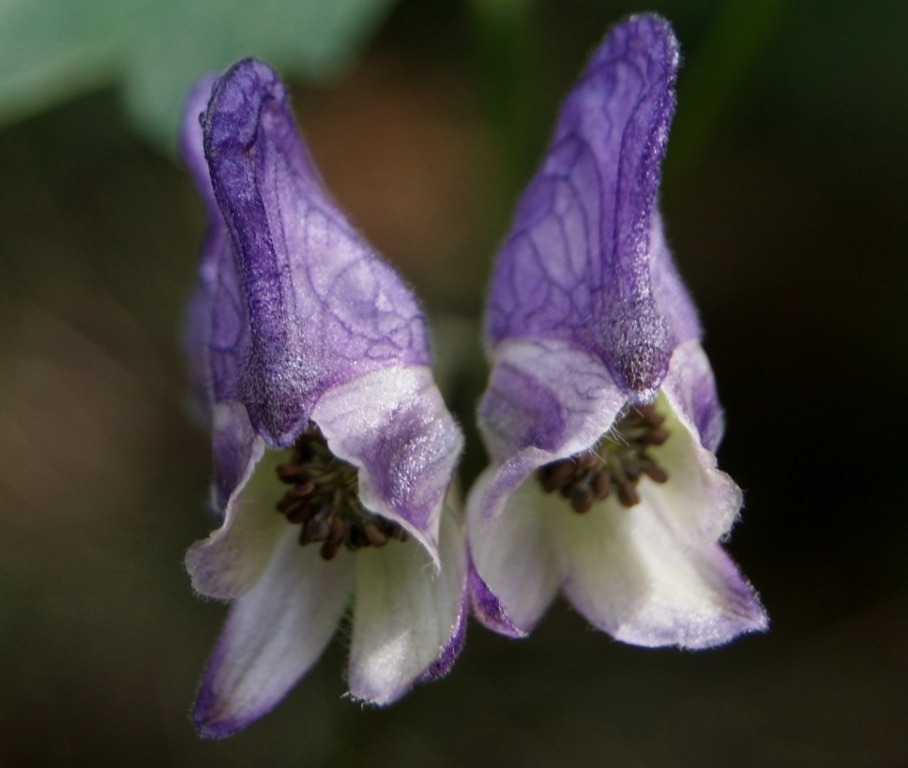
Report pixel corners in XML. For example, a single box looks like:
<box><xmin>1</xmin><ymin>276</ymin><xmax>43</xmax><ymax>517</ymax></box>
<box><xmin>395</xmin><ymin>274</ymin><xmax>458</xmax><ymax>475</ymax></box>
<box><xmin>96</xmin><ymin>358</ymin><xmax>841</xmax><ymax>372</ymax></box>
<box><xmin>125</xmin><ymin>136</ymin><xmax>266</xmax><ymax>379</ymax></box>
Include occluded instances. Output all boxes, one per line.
<box><xmin>181</xmin><ymin>59</ymin><xmax>465</xmax><ymax>737</ymax></box>
<box><xmin>467</xmin><ymin>15</ymin><xmax>767</xmax><ymax>647</ymax></box>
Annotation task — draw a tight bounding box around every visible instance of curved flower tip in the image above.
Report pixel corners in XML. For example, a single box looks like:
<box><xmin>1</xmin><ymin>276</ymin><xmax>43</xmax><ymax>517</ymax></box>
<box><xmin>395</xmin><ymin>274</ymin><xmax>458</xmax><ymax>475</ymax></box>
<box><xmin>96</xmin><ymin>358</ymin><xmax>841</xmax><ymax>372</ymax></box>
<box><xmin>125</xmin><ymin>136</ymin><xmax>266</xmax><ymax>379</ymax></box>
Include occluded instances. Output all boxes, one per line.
<box><xmin>182</xmin><ymin>58</ymin><xmax>465</xmax><ymax>736</ymax></box>
<box><xmin>468</xmin><ymin>15</ymin><xmax>766</xmax><ymax>647</ymax></box>
<box><xmin>199</xmin><ymin>57</ymin><xmax>432</xmax><ymax>447</ymax></box>
<box><xmin>485</xmin><ymin>14</ymin><xmax>697</xmax><ymax>401</ymax></box>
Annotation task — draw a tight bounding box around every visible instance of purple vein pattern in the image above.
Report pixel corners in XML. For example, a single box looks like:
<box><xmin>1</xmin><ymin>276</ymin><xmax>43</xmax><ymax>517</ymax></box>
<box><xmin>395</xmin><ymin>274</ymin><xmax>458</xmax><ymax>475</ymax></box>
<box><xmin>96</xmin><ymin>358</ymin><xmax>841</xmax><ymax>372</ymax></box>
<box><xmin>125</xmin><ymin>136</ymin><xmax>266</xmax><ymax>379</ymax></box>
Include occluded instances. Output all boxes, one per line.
<box><xmin>468</xmin><ymin>15</ymin><xmax>767</xmax><ymax>648</ymax></box>
<box><xmin>181</xmin><ymin>59</ymin><xmax>465</xmax><ymax>738</ymax></box>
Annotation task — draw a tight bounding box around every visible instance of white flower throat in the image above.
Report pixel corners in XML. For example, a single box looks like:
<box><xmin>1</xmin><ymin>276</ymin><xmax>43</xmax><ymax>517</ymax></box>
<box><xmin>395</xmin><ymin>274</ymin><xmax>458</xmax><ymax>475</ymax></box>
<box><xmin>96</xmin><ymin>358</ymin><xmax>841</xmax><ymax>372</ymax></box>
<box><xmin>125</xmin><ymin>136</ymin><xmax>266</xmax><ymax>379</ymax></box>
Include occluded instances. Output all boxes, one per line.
<box><xmin>536</xmin><ymin>404</ymin><xmax>670</xmax><ymax>512</ymax></box>
<box><xmin>275</xmin><ymin>425</ymin><xmax>408</xmax><ymax>560</ymax></box>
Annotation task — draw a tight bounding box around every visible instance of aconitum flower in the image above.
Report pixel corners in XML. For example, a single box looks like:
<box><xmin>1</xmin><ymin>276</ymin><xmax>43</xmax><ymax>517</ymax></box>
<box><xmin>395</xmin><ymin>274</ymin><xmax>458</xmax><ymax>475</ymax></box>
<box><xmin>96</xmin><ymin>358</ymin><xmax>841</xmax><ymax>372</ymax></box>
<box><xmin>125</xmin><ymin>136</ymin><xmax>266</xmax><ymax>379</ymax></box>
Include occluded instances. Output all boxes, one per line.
<box><xmin>467</xmin><ymin>15</ymin><xmax>767</xmax><ymax>646</ymax></box>
<box><xmin>181</xmin><ymin>60</ymin><xmax>465</xmax><ymax>738</ymax></box>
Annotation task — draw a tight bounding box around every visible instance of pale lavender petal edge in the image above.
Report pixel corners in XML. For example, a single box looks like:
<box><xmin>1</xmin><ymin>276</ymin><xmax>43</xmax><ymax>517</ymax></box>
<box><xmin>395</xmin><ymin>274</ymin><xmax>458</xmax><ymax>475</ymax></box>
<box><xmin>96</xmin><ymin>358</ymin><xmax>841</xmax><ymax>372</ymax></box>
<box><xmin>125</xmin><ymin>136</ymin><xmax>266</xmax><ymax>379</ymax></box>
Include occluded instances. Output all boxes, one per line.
<box><xmin>466</xmin><ymin>554</ymin><xmax>526</xmax><ymax>638</ymax></box>
<box><xmin>180</xmin><ymin>73</ymin><xmax>229</xmax><ymax>422</ymax></box>
<box><xmin>312</xmin><ymin>366</ymin><xmax>463</xmax><ymax>563</ymax></box>
<box><xmin>662</xmin><ymin>340</ymin><xmax>727</xmax><ymax>455</ymax></box>
<box><xmin>602</xmin><ymin>544</ymin><xmax>768</xmax><ymax>649</ymax></box>
<box><xmin>193</xmin><ymin>631</ymin><xmax>273</xmax><ymax>739</ymax></box>
<box><xmin>478</xmin><ymin>338</ymin><xmax>627</xmax><ymax>467</ymax></box>
<box><xmin>414</xmin><ymin>576</ymin><xmax>470</xmax><ymax>684</ymax></box>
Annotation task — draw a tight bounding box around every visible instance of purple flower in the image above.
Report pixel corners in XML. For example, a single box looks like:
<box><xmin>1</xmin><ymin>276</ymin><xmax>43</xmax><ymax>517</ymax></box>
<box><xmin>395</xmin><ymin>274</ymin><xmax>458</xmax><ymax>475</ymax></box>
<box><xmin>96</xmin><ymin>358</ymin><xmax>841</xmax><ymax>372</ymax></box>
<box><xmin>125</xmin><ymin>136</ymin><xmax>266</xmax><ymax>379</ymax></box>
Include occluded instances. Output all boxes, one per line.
<box><xmin>181</xmin><ymin>60</ymin><xmax>465</xmax><ymax>738</ymax></box>
<box><xmin>467</xmin><ymin>15</ymin><xmax>767</xmax><ymax>647</ymax></box>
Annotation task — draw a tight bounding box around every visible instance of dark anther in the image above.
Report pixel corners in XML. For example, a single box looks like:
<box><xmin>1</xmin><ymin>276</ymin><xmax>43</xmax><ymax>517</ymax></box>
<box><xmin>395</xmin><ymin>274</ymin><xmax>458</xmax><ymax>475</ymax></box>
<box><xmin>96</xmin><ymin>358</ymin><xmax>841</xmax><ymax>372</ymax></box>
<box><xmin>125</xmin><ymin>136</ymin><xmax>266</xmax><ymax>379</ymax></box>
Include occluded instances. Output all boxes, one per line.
<box><xmin>570</xmin><ymin>484</ymin><xmax>595</xmax><ymax>514</ymax></box>
<box><xmin>275</xmin><ymin>423</ymin><xmax>408</xmax><ymax>559</ymax></box>
<box><xmin>362</xmin><ymin>521</ymin><xmax>388</xmax><ymax>547</ymax></box>
<box><xmin>535</xmin><ymin>404</ymin><xmax>670</xmax><ymax>513</ymax></box>
<box><xmin>617</xmin><ymin>480</ymin><xmax>640</xmax><ymax>508</ymax></box>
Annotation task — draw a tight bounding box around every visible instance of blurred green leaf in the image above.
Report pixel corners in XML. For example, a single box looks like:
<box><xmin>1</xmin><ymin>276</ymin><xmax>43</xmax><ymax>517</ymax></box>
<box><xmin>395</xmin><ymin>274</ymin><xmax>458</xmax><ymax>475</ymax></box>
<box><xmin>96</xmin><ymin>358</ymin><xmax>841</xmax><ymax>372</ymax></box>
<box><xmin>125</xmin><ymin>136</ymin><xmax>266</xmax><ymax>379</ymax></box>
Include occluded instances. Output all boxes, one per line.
<box><xmin>467</xmin><ymin>0</ymin><xmax>541</xmax><ymax>193</ymax></box>
<box><xmin>665</xmin><ymin>0</ymin><xmax>788</xmax><ymax>179</ymax></box>
<box><xmin>0</xmin><ymin>0</ymin><xmax>397</xmax><ymax>151</ymax></box>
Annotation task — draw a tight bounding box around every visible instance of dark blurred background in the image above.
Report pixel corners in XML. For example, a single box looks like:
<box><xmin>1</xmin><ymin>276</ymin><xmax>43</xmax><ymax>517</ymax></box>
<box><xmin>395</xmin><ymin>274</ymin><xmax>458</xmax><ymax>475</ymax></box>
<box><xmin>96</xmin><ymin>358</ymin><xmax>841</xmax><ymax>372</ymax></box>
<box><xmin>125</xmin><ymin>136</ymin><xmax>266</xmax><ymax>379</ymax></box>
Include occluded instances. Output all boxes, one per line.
<box><xmin>0</xmin><ymin>0</ymin><xmax>906</xmax><ymax>765</ymax></box>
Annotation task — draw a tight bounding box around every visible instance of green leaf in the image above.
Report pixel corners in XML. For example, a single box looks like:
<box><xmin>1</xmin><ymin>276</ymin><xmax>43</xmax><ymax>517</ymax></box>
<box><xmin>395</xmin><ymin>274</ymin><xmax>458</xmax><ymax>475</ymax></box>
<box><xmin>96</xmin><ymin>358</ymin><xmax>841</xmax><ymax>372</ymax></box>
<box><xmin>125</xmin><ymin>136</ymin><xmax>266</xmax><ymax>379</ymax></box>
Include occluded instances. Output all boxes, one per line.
<box><xmin>0</xmin><ymin>0</ymin><xmax>397</xmax><ymax>150</ymax></box>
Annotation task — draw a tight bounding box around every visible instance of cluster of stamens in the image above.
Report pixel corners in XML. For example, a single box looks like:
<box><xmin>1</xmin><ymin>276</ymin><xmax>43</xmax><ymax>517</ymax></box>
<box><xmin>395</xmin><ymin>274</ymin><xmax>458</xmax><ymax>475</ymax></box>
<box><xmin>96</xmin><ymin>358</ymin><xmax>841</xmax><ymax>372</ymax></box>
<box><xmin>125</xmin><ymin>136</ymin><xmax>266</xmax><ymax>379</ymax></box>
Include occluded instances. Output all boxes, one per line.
<box><xmin>275</xmin><ymin>425</ymin><xmax>408</xmax><ymax>560</ymax></box>
<box><xmin>536</xmin><ymin>404</ymin><xmax>670</xmax><ymax>513</ymax></box>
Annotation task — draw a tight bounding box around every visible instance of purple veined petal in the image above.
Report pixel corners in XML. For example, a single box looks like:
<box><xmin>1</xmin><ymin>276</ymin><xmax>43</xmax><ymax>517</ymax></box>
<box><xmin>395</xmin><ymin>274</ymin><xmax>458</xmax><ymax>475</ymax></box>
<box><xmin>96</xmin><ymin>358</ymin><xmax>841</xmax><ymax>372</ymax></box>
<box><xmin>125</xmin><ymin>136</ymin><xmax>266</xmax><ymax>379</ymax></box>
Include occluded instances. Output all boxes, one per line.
<box><xmin>180</xmin><ymin>210</ymin><xmax>249</xmax><ymax>423</ymax></box>
<box><xmin>347</xmin><ymin>503</ymin><xmax>467</xmax><ymax>705</ymax></box>
<box><xmin>192</xmin><ymin>530</ymin><xmax>355</xmax><ymax>738</ymax></box>
<box><xmin>477</xmin><ymin>337</ymin><xmax>626</xmax><ymax>470</ymax></box>
<box><xmin>485</xmin><ymin>15</ymin><xmax>690</xmax><ymax>400</ymax></box>
<box><xmin>182</xmin><ymin>249</ymin><xmax>221</xmax><ymax>425</ymax></box>
<box><xmin>550</xmin><ymin>489</ymin><xmax>767</xmax><ymax>648</ymax></box>
<box><xmin>310</xmin><ymin>366</ymin><xmax>463</xmax><ymax>565</ymax></box>
<box><xmin>202</xmin><ymin>59</ymin><xmax>431</xmax><ymax>446</ymax></box>
<box><xmin>466</xmin><ymin>468</ymin><xmax>559</xmax><ymax>636</ymax></box>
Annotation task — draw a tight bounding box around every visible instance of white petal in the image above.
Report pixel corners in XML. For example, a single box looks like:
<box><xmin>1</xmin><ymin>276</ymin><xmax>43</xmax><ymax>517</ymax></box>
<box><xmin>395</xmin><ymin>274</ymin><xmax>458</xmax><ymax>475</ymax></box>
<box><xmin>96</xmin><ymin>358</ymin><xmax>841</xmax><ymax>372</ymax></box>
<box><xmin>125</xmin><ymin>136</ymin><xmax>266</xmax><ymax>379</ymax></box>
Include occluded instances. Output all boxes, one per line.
<box><xmin>642</xmin><ymin>390</ymin><xmax>743</xmax><ymax>547</ymax></box>
<box><xmin>347</xmin><ymin>505</ymin><xmax>466</xmax><ymax>705</ymax></box>
<box><xmin>551</xmin><ymin>483</ymin><xmax>766</xmax><ymax>649</ymax></box>
<box><xmin>186</xmin><ymin>445</ymin><xmax>288</xmax><ymax>600</ymax></box>
<box><xmin>466</xmin><ymin>467</ymin><xmax>560</xmax><ymax>635</ymax></box>
<box><xmin>193</xmin><ymin>531</ymin><xmax>354</xmax><ymax>737</ymax></box>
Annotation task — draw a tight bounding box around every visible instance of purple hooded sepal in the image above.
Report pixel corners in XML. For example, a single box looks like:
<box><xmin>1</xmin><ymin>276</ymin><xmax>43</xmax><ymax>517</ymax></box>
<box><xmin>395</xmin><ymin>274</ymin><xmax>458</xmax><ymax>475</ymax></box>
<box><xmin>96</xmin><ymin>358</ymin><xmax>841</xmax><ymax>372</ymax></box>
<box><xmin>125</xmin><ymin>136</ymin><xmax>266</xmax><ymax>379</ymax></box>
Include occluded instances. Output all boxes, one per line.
<box><xmin>466</xmin><ymin>15</ymin><xmax>766</xmax><ymax>648</ymax></box>
<box><xmin>484</xmin><ymin>15</ymin><xmax>698</xmax><ymax>401</ymax></box>
<box><xmin>181</xmin><ymin>62</ymin><xmax>464</xmax><ymax>557</ymax></box>
<box><xmin>182</xmin><ymin>59</ymin><xmax>468</xmax><ymax>737</ymax></box>
<box><xmin>199</xmin><ymin>59</ymin><xmax>431</xmax><ymax>447</ymax></box>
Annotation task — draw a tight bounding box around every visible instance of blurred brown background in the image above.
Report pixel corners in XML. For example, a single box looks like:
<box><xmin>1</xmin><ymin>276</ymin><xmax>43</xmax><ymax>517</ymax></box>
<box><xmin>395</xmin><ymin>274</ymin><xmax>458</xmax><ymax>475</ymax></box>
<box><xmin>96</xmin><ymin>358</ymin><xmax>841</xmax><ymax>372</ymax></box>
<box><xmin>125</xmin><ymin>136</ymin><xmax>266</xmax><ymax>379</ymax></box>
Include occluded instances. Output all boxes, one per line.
<box><xmin>0</xmin><ymin>0</ymin><xmax>906</xmax><ymax>765</ymax></box>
